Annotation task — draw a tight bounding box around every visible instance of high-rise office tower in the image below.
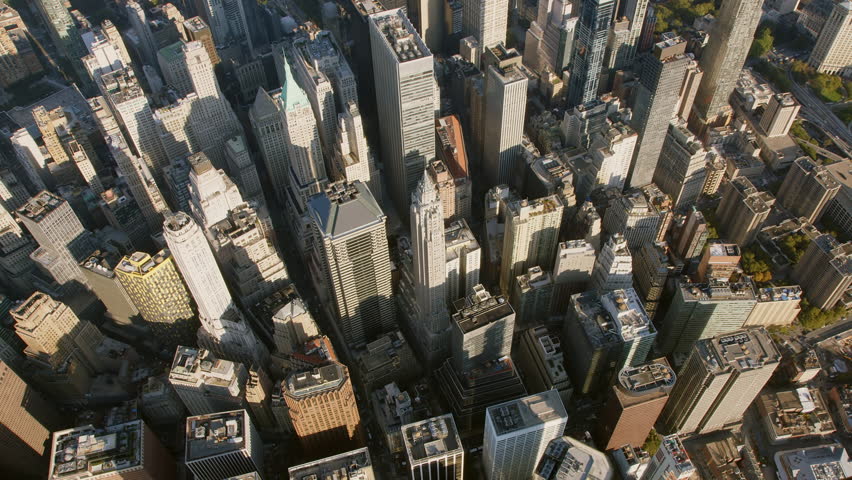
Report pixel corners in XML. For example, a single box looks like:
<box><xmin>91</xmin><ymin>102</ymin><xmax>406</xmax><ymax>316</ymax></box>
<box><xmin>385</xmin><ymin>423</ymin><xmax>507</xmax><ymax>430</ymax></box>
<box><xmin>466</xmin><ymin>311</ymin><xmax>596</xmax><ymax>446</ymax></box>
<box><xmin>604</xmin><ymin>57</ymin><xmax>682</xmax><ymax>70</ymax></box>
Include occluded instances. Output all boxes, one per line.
<box><xmin>653</xmin><ymin>121</ymin><xmax>709</xmax><ymax>209</ymax></box>
<box><xmin>370</xmin><ymin>9</ymin><xmax>436</xmax><ymax>215</ymax></box>
<box><xmin>493</xmin><ymin>189</ymin><xmax>564</xmax><ymax>295</ymax></box>
<box><xmin>208</xmin><ymin>204</ymin><xmax>289</xmax><ymax>307</ymax></box>
<box><xmin>181</xmin><ymin>41</ymin><xmax>242</xmax><ymax>168</ymax></box>
<box><xmin>289</xmin><ymin>448</ymin><xmax>375</xmax><ymax>479</ymax></box>
<box><xmin>126</xmin><ymin>1</ymin><xmax>159</xmax><ymax>66</ymax></box>
<box><xmin>451</xmin><ymin>284</ymin><xmax>515</xmax><ymax>372</ymax></box>
<box><xmin>16</xmin><ymin>192</ymin><xmax>92</xmax><ymax>293</ymax></box>
<box><xmin>695</xmin><ymin>242</ymin><xmax>740</xmax><ymax>283</ymax></box>
<box><xmin>249</xmin><ymin>88</ymin><xmax>289</xmax><ymax>204</ymax></box>
<box><xmin>283</xmin><ymin>361</ymin><xmax>362</xmax><ymax>454</ymax></box>
<box><xmin>163</xmin><ymin>212</ymin><xmax>267</xmax><ymax>367</ymax></box>
<box><xmin>158</xmin><ymin>42</ymin><xmax>195</xmax><ymax>97</ymax></box>
<box><xmin>33</xmin><ymin>0</ymin><xmax>89</xmax><ymax>84</ymax></box>
<box><xmin>307</xmin><ymin>182</ymin><xmax>395</xmax><ymax>347</ymax></box>
<box><xmin>445</xmin><ymin>219</ymin><xmax>481</xmax><ymax>302</ymax></box>
<box><xmin>759</xmin><ymin>93</ymin><xmax>800</xmax><ymax>137</ymax></box>
<box><xmin>0</xmin><ymin>201</ymin><xmax>36</xmax><ymax>297</ymax></box>
<box><xmin>410</xmin><ymin>171</ymin><xmax>451</xmax><ymax>366</ymax></box>
<box><xmin>154</xmin><ymin>94</ymin><xmax>198</xmax><ymax>160</ymax></box>
<box><xmin>638</xmin><ymin>435</ymin><xmax>695</xmax><ymax>480</ymax></box>
<box><xmin>196</xmin><ymin>0</ymin><xmax>251</xmax><ymax>49</ymax></box>
<box><xmin>715</xmin><ymin>177</ymin><xmax>774</xmax><ymax>247</ymax></box>
<box><xmin>186</xmin><ymin>152</ymin><xmax>244</xmax><ymax>230</ymax></box>
<box><xmin>511</xmin><ymin>266</ymin><xmax>555</xmax><ymax>325</ymax></box>
<box><xmin>183</xmin><ymin>16</ymin><xmax>220</xmax><ymax>65</ymax></box>
<box><xmin>287</xmin><ymin>39</ymin><xmax>337</xmax><ymax>154</ymax></box>
<box><xmin>79</xmin><ymin>250</ymin><xmax>139</xmax><ymax>327</ymax></box>
<box><xmin>675</xmin><ymin>208</ymin><xmax>709</xmax><ymax>260</ymax></box>
<box><xmin>622</xmin><ymin>0</ymin><xmax>651</xmax><ymax>66</ymax></box>
<box><xmin>658</xmin><ymin>280</ymin><xmax>757</xmax><ymax>355</ymax></box>
<box><xmin>793</xmin><ymin>234</ymin><xmax>852</xmax><ymax>310</ymax></box>
<box><xmin>0</xmin><ymin>359</ymin><xmax>61</xmax><ymax>477</ymax></box>
<box><xmin>567</xmin><ymin>0</ymin><xmax>614</xmax><ymax>106</ymax></box>
<box><xmin>168</xmin><ymin>346</ymin><xmax>248</xmax><ymax>415</ymax></box>
<box><xmin>808</xmin><ymin>1</ymin><xmax>852</xmax><ymax>75</ymax></box>
<box><xmin>185</xmin><ymin>410</ymin><xmax>263</xmax><ymax>480</ymax></box>
<box><xmin>602</xmin><ymin>188</ymin><xmax>665</xmax><ymax>253</ymax></box>
<box><xmin>659</xmin><ymin>329</ymin><xmax>780</xmax><ymax>435</ymax></box>
<box><xmin>590</xmin><ymin>234</ymin><xmax>632</xmax><ymax>293</ymax></box>
<box><xmin>744</xmin><ymin>285</ymin><xmax>803</xmax><ymax>327</ymax></box>
<box><xmin>596</xmin><ymin>360</ymin><xmax>675</xmax><ymax>450</ymax></box>
<box><xmin>628</xmin><ymin>36</ymin><xmax>690</xmax><ymax>188</ymax></box>
<box><xmin>115</xmin><ymin>250</ymin><xmax>198</xmax><ymax>350</ymax></box>
<box><xmin>575</xmin><ymin>122</ymin><xmax>638</xmax><ymax>197</ymax></box>
<box><xmin>525</xmin><ymin>0</ymin><xmax>574</xmax><ymax>73</ymax></box>
<box><xmin>224</xmin><ymin>136</ymin><xmax>262</xmax><ymax>200</ymax></box>
<box><xmin>777</xmin><ymin>157</ymin><xmax>840</xmax><ymax>224</ymax></box>
<box><xmin>483</xmin><ymin>390</ymin><xmax>569</xmax><ymax>480</ymax></box>
<box><xmin>11</xmin><ymin>292</ymin><xmax>105</xmax><ymax>373</ymax></box>
<box><xmin>278</xmin><ymin>52</ymin><xmax>328</xmax><ymax>225</ymax></box>
<box><xmin>632</xmin><ymin>242</ymin><xmax>679</xmax><ymax>319</ymax></box>
<box><xmin>9</xmin><ymin>128</ymin><xmax>49</xmax><ymax>192</ymax></box>
<box><xmin>244</xmin><ymin>366</ymin><xmax>276</xmax><ymax>432</ymax></box>
<box><xmin>691</xmin><ymin>0</ymin><xmax>763</xmax><ymax>126</ymax></box>
<box><xmin>334</xmin><ymin>101</ymin><xmax>380</xmax><ymax>198</ymax></box>
<box><xmin>402</xmin><ymin>414</ymin><xmax>465</xmax><ymax>479</ymax></box>
<box><xmin>605</xmin><ymin>18</ymin><xmax>631</xmax><ymax>74</ymax></box>
<box><xmin>564</xmin><ymin>289</ymin><xmax>656</xmax><ymax>394</ymax></box>
<box><xmin>482</xmin><ymin>45</ymin><xmax>528</xmax><ymax>186</ymax></box>
<box><xmin>263</xmin><ymin>286</ymin><xmax>320</xmax><ymax>356</ymax></box>
<box><xmin>48</xmin><ymin>420</ymin><xmax>177</xmax><ymax>480</ymax></box>
<box><xmin>434</xmin><ymin>115</ymin><xmax>472</xmax><ymax>222</ymax></box>
<box><xmin>416</xmin><ymin>0</ymin><xmax>445</xmax><ymax>52</ymax></box>
<box><xmin>140</xmin><ymin>375</ymin><xmax>186</xmax><ymax>425</ymax></box>
<box><xmin>515</xmin><ymin>327</ymin><xmax>573</xmax><ymax>404</ymax></box>
<box><xmin>533</xmin><ymin>436</ymin><xmax>614</xmax><ymax>480</ymax></box>
<box><xmin>552</xmin><ymin>240</ymin><xmax>596</xmax><ymax>309</ymax></box>
<box><xmin>461</xmin><ymin>0</ymin><xmax>509</xmax><ymax>48</ymax></box>
<box><xmin>675</xmin><ymin>57</ymin><xmax>703</xmax><ymax>121</ymax></box>
<box><xmin>100</xmin><ymin>67</ymin><xmax>168</xmax><ymax>174</ymax></box>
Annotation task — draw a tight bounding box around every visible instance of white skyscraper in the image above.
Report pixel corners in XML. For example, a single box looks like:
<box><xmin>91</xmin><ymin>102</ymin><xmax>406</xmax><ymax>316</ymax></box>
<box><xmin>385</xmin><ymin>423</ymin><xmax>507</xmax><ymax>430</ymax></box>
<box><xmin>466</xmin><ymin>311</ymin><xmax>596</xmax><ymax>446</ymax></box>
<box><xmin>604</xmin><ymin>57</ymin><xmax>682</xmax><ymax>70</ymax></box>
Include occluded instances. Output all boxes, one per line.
<box><xmin>100</xmin><ymin>67</ymin><xmax>168</xmax><ymax>174</ymax></box>
<box><xmin>483</xmin><ymin>390</ymin><xmax>569</xmax><ymax>480</ymax></box>
<box><xmin>187</xmin><ymin>152</ymin><xmax>244</xmax><ymax>230</ymax></box>
<box><xmin>369</xmin><ymin>9</ymin><xmax>436</xmax><ymax>214</ymax></box>
<box><xmin>9</xmin><ymin>129</ymin><xmax>48</xmax><ymax>191</ymax></box>
<box><xmin>288</xmin><ymin>40</ymin><xmax>337</xmax><ymax>154</ymax></box>
<box><xmin>334</xmin><ymin>101</ymin><xmax>380</xmax><ymax>199</ymax></box>
<box><xmin>591</xmin><ymin>234</ymin><xmax>633</xmax><ymax>293</ymax></box>
<box><xmin>249</xmin><ymin>88</ymin><xmax>289</xmax><ymax>204</ymax></box>
<box><xmin>163</xmin><ymin>212</ymin><xmax>268</xmax><ymax>367</ymax></box>
<box><xmin>462</xmin><ymin>0</ymin><xmax>510</xmax><ymax>48</ymax></box>
<box><xmin>410</xmin><ymin>171</ymin><xmax>451</xmax><ymax>367</ymax></box>
<box><xmin>483</xmin><ymin>45</ymin><xmax>528</xmax><ymax>186</ymax></box>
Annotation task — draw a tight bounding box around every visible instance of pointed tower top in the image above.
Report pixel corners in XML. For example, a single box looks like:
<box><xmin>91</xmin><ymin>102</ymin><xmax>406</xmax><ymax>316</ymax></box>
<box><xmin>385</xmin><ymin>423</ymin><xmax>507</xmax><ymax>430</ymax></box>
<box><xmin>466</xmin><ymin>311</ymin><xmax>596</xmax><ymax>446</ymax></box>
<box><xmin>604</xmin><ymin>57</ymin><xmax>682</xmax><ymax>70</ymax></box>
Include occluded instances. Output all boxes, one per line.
<box><xmin>250</xmin><ymin>87</ymin><xmax>280</xmax><ymax>118</ymax></box>
<box><xmin>412</xmin><ymin>167</ymin><xmax>439</xmax><ymax>208</ymax></box>
<box><xmin>279</xmin><ymin>49</ymin><xmax>311</xmax><ymax>112</ymax></box>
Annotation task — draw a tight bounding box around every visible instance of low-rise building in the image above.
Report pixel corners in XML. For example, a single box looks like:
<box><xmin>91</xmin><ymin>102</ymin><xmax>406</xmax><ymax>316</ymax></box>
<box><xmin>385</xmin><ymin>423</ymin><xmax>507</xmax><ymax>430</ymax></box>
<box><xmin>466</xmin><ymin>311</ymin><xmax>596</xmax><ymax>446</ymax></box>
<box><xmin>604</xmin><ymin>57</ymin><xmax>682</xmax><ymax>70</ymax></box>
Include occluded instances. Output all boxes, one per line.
<box><xmin>288</xmin><ymin>447</ymin><xmax>375</xmax><ymax>479</ymax></box>
<box><xmin>185</xmin><ymin>410</ymin><xmax>263</xmax><ymax>480</ymax></box>
<box><xmin>757</xmin><ymin>387</ymin><xmax>836</xmax><ymax>444</ymax></box>
<box><xmin>826</xmin><ymin>385</ymin><xmax>852</xmax><ymax>435</ymax></box>
<box><xmin>515</xmin><ymin>327</ymin><xmax>573</xmax><ymax>405</ymax></box>
<box><xmin>745</xmin><ymin>286</ymin><xmax>803</xmax><ymax>327</ymax></box>
<box><xmin>774</xmin><ymin>444</ymin><xmax>852</xmax><ymax>480</ymax></box>
<box><xmin>402</xmin><ymin>414</ymin><xmax>464</xmax><ymax>480</ymax></box>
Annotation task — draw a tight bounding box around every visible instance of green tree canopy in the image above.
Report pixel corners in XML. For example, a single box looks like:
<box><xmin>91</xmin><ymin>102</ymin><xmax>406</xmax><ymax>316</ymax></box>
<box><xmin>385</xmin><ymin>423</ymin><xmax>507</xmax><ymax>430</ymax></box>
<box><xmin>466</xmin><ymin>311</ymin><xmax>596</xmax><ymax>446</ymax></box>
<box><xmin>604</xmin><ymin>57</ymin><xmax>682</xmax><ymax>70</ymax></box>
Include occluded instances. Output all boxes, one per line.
<box><xmin>750</xmin><ymin>27</ymin><xmax>774</xmax><ymax>58</ymax></box>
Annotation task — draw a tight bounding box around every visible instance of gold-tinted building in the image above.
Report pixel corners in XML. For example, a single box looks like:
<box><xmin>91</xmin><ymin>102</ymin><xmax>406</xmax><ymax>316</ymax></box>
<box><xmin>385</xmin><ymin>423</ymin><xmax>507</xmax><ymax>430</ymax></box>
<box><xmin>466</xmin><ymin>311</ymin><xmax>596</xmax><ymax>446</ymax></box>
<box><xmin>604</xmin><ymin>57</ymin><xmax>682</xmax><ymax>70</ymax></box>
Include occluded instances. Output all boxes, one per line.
<box><xmin>115</xmin><ymin>250</ymin><xmax>197</xmax><ymax>349</ymax></box>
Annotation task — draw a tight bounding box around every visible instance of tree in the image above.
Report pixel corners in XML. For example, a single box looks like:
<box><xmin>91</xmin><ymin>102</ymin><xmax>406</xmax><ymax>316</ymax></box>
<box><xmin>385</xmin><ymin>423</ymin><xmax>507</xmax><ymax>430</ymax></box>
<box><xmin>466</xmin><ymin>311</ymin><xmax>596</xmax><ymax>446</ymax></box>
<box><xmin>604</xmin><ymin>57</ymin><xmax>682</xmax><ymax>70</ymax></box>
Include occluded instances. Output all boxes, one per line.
<box><xmin>643</xmin><ymin>429</ymin><xmax>662</xmax><ymax>455</ymax></box>
<box><xmin>750</xmin><ymin>27</ymin><xmax>774</xmax><ymax>58</ymax></box>
<box><xmin>812</xmin><ymin>73</ymin><xmax>843</xmax><ymax>102</ymax></box>
<box><xmin>798</xmin><ymin>299</ymin><xmax>848</xmax><ymax>330</ymax></box>
<box><xmin>780</xmin><ymin>233</ymin><xmax>810</xmax><ymax>264</ymax></box>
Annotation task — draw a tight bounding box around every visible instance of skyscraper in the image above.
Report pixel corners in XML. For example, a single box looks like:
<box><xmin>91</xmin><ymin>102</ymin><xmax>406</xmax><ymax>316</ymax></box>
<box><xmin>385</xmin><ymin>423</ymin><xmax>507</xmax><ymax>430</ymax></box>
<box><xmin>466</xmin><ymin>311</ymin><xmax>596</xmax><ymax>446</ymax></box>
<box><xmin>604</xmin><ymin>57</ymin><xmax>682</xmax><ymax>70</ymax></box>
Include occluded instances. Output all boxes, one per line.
<box><xmin>168</xmin><ymin>346</ymin><xmax>248</xmax><ymax>416</ymax></box>
<box><xmin>445</xmin><ymin>219</ymin><xmax>481</xmax><ymax>302</ymax></box>
<box><xmin>461</xmin><ymin>0</ymin><xmax>510</xmax><ymax>48</ymax></box>
<box><xmin>0</xmin><ymin>359</ymin><xmax>61</xmax><ymax>477</ymax></box>
<box><xmin>807</xmin><ymin>1</ymin><xmax>852</xmax><ymax>76</ymax></box>
<box><xmin>776</xmin><ymin>157</ymin><xmax>840</xmax><ymax>224</ymax></box>
<box><xmin>483</xmin><ymin>390</ymin><xmax>569</xmax><ymax>480</ymax></box>
<box><xmin>759</xmin><ymin>93</ymin><xmax>800</xmax><ymax>137</ymax></box>
<box><xmin>79</xmin><ymin>250</ymin><xmax>139</xmax><ymax>327</ymax></box>
<box><xmin>675</xmin><ymin>208</ymin><xmax>709</xmax><ymax>260</ymax></box>
<box><xmin>48</xmin><ymin>420</ymin><xmax>176</xmax><ymax>480</ymax></box>
<box><xmin>533</xmin><ymin>436</ymin><xmax>614</xmax><ymax>480</ymax></box>
<box><xmin>307</xmin><ymin>182</ymin><xmax>395</xmax><ymax>347</ymax></box>
<box><xmin>450</xmin><ymin>284</ymin><xmax>515</xmax><ymax>372</ymax></box>
<box><xmin>629</xmin><ymin>35</ymin><xmax>690</xmax><ymax>188</ymax></box>
<box><xmin>691</xmin><ymin>0</ymin><xmax>764</xmax><ymax>126</ymax></box>
<box><xmin>370</xmin><ymin>9</ymin><xmax>436</xmax><ymax>214</ymax></box>
<box><xmin>564</xmin><ymin>289</ymin><xmax>656</xmax><ymax>394</ymax></box>
<box><xmin>482</xmin><ymin>45</ymin><xmax>528</xmax><ymax>186</ymax></box>
<box><xmin>595</xmin><ymin>360</ymin><xmax>675</xmax><ymax>450</ymax></box>
<box><xmin>163</xmin><ymin>212</ymin><xmax>267</xmax><ymax>367</ymax></box>
<box><xmin>638</xmin><ymin>435</ymin><xmax>695</xmax><ymax>480</ymax></box>
<box><xmin>249</xmin><ymin>88</ymin><xmax>289</xmax><ymax>204</ymax></box>
<box><xmin>334</xmin><ymin>101</ymin><xmax>380</xmax><ymax>198</ymax></box>
<box><xmin>657</xmin><ymin>280</ymin><xmax>757</xmax><ymax>355</ymax></box>
<box><xmin>659</xmin><ymin>329</ymin><xmax>780</xmax><ymax>435</ymax></box>
<box><xmin>567</xmin><ymin>0</ymin><xmax>614</xmax><ymax>106</ymax></box>
<box><xmin>185</xmin><ymin>410</ymin><xmax>263</xmax><ymax>480</ymax></box>
<box><xmin>793</xmin><ymin>234</ymin><xmax>852</xmax><ymax>310</ymax></box>
<box><xmin>402</xmin><ymin>414</ymin><xmax>465</xmax><ymax>480</ymax></box>
<box><xmin>288</xmin><ymin>448</ymin><xmax>375</xmax><ymax>479</ymax></box>
<box><xmin>653</xmin><ymin>121</ymin><xmax>710</xmax><ymax>209</ymax></box>
<box><xmin>434</xmin><ymin>115</ymin><xmax>472</xmax><ymax>222</ymax></box>
<box><xmin>115</xmin><ymin>250</ymin><xmax>198</xmax><ymax>350</ymax></box>
<box><xmin>590</xmin><ymin>234</ymin><xmax>633</xmax><ymax>293</ymax></box>
<box><xmin>186</xmin><ymin>152</ymin><xmax>244</xmax><ymax>230</ymax></box>
<box><xmin>410</xmin><ymin>171</ymin><xmax>451</xmax><ymax>367</ymax></box>
<box><xmin>715</xmin><ymin>177</ymin><xmax>774</xmax><ymax>247</ymax></box>
<box><xmin>33</xmin><ymin>0</ymin><xmax>89</xmax><ymax>85</ymax></box>
<box><xmin>511</xmin><ymin>266</ymin><xmax>555</xmax><ymax>326</ymax></box>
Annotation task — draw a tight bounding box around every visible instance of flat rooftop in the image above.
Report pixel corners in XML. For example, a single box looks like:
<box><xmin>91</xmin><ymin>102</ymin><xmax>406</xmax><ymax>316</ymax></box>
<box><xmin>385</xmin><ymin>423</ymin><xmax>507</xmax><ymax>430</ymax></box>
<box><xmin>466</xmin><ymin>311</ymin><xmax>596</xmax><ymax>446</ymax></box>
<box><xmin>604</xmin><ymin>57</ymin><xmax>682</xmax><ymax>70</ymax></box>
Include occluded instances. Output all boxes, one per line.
<box><xmin>17</xmin><ymin>191</ymin><xmax>65</xmax><ymax>222</ymax></box>
<box><xmin>288</xmin><ymin>447</ymin><xmax>374</xmax><ymax>479</ymax></box>
<box><xmin>402</xmin><ymin>414</ymin><xmax>463</xmax><ymax>463</ymax></box>
<box><xmin>452</xmin><ymin>286</ymin><xmax>514</xmax><ymax>334</ymax></box>
<box><xmin>286</xmin><ymin>363</ymin><xmax>346</xmax><ymax>397</ymax></box>
<box><xmin>708</xmin><ymin>242</ymin><xmax>741</xmax><ymax>258</ymax></box>
<box><xmin>115</xmin><ymin>250</ymin><xmax>173</xmax><ymax>277</ymax></box>
<box><xmin>185</xmin><ymin>410</ymin><xmax>248</xmax><ymax>461</ymax></box>
<box><xmin>372</xmin><ymin>10</ymin><xmax>430</xmax><ymax>62</ymax></box>
<box><xmin>487</xmin><ymin>390</ymin><xmax>567</xmax><ymax>436</ymax></box>
<box><xmin>775</xmin><ymin>444</ymin><xmax>852</xmax><ymax>480</ymax></box>
<box><xmin>680</xmin><ymin>281</ymin><xmax>757</xmax><ymax>302</ymax></box>
<box><xmin>659</xmin><ymin>435</ymin><xmax>694</xmax><ymax>475</ymax></box>
<box><xmin>700</xmin><ymin>329</ymin><xmax>781</xmax><ymax>373</ymax></box>
<box><xmin>617</xmin><ymin>361</ymin><xmax>676</xmax><ymax>395</ymax></box>
<box><xmin>533</xmin><ymin>436</ymin><xmax>612</xmax><ymax>480</ymax></box>
<box><xmin>169</xmin><ymin>346</ymin><xmax>239</xmax><ymax>388</ymax></box>
<box><xmin>49</xmin><ymin>421</ymin><xmax>144</xmax><ymax>479</ymax></box>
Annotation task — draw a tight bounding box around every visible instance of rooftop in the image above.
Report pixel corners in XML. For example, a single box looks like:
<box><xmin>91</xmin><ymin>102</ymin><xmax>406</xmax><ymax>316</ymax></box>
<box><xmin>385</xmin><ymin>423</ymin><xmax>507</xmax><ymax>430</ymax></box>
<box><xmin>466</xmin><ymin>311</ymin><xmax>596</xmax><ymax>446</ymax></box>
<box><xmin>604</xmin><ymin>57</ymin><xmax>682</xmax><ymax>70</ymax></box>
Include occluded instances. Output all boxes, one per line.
<box><xmin>401</xmin><ymin>414</ymin><xmax>463</xmax><ymax>464</ymax></box>
<box><xmin>617</xmin><ymin>361</ymin><xmax>676</xmax><ymax>395</ymax></box>
<box><xmin>680</xmin><ymin>281</ymin><xmax>757</xmax><ymax>302</ymax></box>
<box><xmin>708</xmin><ymin>242</ymin><xmax>741</xmax><ymax>258</ymax></box>
<box><xmin>115</xmin><ymin>250</ymin><xmax>173</xmax><ymax>277</ymax></box>
<box><xmin>775</xmin><ymin>444</ymin><xmax>852</xmax><ymax>480</ymax></box>
<box><xmin>49</xmin><ymin>421</ymin><xmax>144</xmax><ymax>479</ymax></box>
<box><xmin>755</xmin><ymin>286</ymin><xmax>802</xmax><ymax>303</ymax></box>
<box><xmin>759</xmin><ymin>387</ymin><xmax>835</xmax><ymax>441</ymax></box>
<box><xmin>452</xmin><ymin>285</ymin><xmax>514</xmax><ymax>334</ymax></box>
<box><xmin>659</xmin><ymin>435</ymin><xmax>694</xmax><ymax>475</ymax></box>
<box><xmin>372</xmin><ymin>9</ymin><xmax>430</xmax><ymax>62</ymax></box>
<box><xmin>288</xmin><ymin>447</ymin><xmax>374</xmax><ymax>480</ymax></box>
<box><xmin>286</xmin><ymin>363</ymin><xmax>346</xmax><ymax>397</ymax></box>
<box><xmin>533</xmin><ymin>436</ymin><xmax>613</xmax><ymax>480</ymax></box>
<box><xmin>308</xmin><ymin>182</ymin><xmax>385</xmax><ymax>240</ymax></box>
<box><xmin>169</xmin><ymin>346</ymin><xmax>240</xmax><ymax>388</ymax></box>
<box><xmin>600</xmin><ymin>289</ymin><xmax>655</xmax><ymax>342</ymax></box>
<box><xmin>79</xmin><ymin>250</ymin><xmax>119</xmax><ymax>279</ymax></box>
<box><xmin>699</xmin><ymin>329</ymin><xmax>781</xmax><ymax>374</ymax></box>
<box><xmin>487</xmin><ymin>390</ymin><xmax>567</xmax><ymax>436</ymax></box>
<box><xmin>185</xmin><ymin>410</ymin><xmax>248</xmax><ymax>461</ymax></box>
<box><xmin>17</xmin><ymin>191</ymin><xmax>65</xmax><ymax>222</ymax></box>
